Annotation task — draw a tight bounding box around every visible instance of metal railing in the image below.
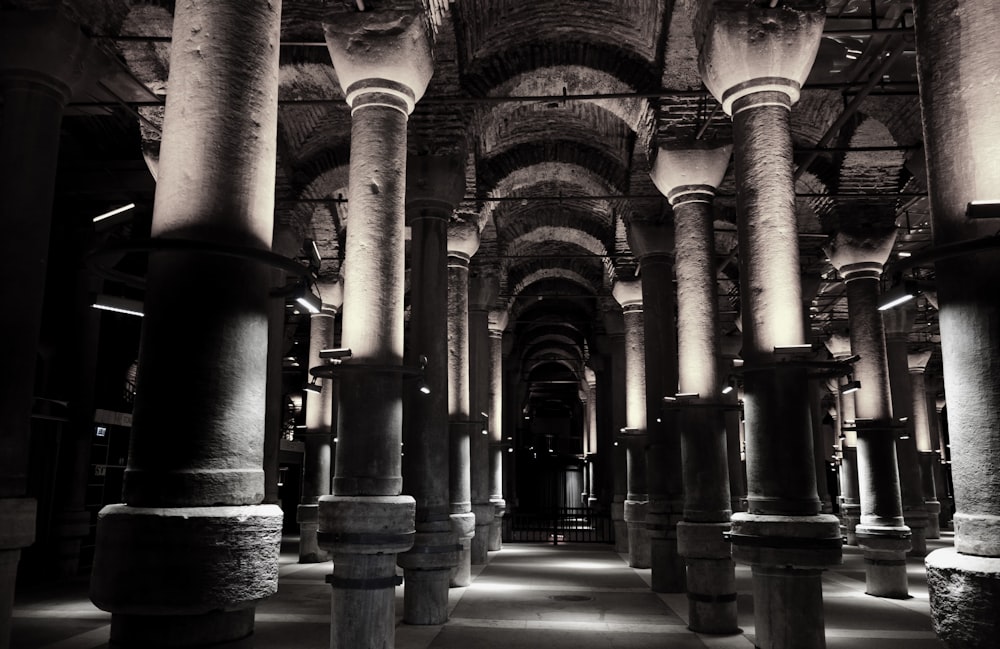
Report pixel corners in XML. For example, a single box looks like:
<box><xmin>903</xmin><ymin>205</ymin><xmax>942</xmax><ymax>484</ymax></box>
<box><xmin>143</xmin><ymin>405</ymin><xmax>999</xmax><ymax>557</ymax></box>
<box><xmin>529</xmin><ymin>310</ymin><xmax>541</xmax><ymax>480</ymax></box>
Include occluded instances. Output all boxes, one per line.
<box><xmin>502</xmin><ymin>507</ymin><xmax>614</xmax><ymax>544</ymax></box>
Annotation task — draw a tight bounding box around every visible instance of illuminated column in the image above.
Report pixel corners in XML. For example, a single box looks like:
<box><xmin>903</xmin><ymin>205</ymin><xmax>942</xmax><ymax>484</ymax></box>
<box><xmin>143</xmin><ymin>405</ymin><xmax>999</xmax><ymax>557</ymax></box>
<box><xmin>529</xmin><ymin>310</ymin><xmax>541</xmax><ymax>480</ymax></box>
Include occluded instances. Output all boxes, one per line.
<box><xmin>883</xmin><ymin>308</ymin><xmax>930</xmax><ymax>556</ymax></box>
<box><xmin>908</xmin><ymin>351</ymin><xmax>940</xmax><ymax>539</ymax></box>
<box><xmin>826</xmin><ymin>332</ymin><xmax>861</xmax><ymax>544</ymax></box>
<box><xmin>598</xmin><ymin>314</ymin><xmax>630</xmax><ymax>554</ymax></box>
<box><xmin>802</xmin><ymin>275</ymin><xmax>834</xmax><ymax>516</ymax></box>
<box><xmin>584</xmin><ymin>367</ymin><xmax>599</xmax><ymax>509</ymax></box>
<box><xmin>488</xmin><ymin>309</ymin><xmax>509</xmax><ymax>551</ymax></box>
<box><xmin>299</xmin><ymin>282</ymin><xmax>342</xmax><ymax>563</ymax></box>
<box><xmin>652</xmin><ymin>143</ymin><xmax>738</xmax><ymax>632</ymax></box>
<box><xmin>914</xmin><ymin>3</ymin><xmax>1000</xmax><ymax>643</ymax></box>
<box><xmin>469</xmin><ymin>273</ymin><xmax>497</xmax><ymax>565</ymax></box>
<box><xmin>0</xmin><ymin>12</ymin><xmax>90</xmax><ymax>645</ymax></box>
<box><xmin>827</xmin><ymin>228</ymin><xmax>911</xmax><ymax>598</ymax></box>
<box><xmin>611</xmin><ymin>277</ymin><xmax>650</xmax><ymax>568</ymax></box>
<box><xmin>628</xmin><ymin>219</ymin><xmax>684</xmax><ymax>591</ymax></box>
<box><xmin>318</xmin><ymin>13</ymin><xmax>431</xmax><ymax>649</ymax></box>
<box><xmin>699</xmin><ymin>4</ymin><xmax>841</xmax><ymax>647</ymax></box>
<box><xmin>398</xmin><ymin>154</ymin><xmax>462</xmax><ymax>625</ymax></box>
<box><xmin>90</xmin><ymin>2</ymin><xmax>284</xmax><ymax>645</ymax></box>
<box><xmin>447</xmin><ymin>220</ymin><xmax>480</xmax><ymax>586</ymax></box>
<box><xmin>720</xmin><ymin>334</ymin><xmax>745</xmax><ymax>514</ymax></box>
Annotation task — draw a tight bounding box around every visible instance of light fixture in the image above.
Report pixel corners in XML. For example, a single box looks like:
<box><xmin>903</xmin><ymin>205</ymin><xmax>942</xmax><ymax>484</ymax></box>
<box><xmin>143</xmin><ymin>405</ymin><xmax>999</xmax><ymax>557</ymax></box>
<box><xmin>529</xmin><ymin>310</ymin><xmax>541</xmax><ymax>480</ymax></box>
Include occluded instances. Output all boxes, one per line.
<box><xmin>92</xmin><ymin>294</ymin><xmax>144</xmax><ymax>318</ymax></box>
<box><xmin>303</xmin><ymin>237</ymin><xmax>322</xmax><ymax>272</ymax></box>
<box><xmin>878</xmin><ymin>280</ymin><xmax>919</xmax><ymax>311</ymax></box>
<box><xmin>418</xmin><ymin>381</ymin><xmax>431</xmax><ymax>395</ymax></box>
<box><xmin>294</xmin><ymin>284</ymin><xmax>322</xmax><ymax>314</ymax></box>
<box><xmin>966</xmin><ymin>200</ymin><xmax>1000</xmax><ymax>219</ymax></box>
<box><xmin>840</xmin><ymin>379</ymin><xmax>862</xmax><ymax>395</ymax></box>
<box><xmin>319</xmin><ymin>347</ymin><xmax>353</xmax><ymax>360</ymax></box>
<box><xmin>303</xmin><ymin>380</ymin><xmax>322</xmax><ymax>394</ymax></box>
<box><xmin>417</xmin><ymin>354</ymin><xmax>431</xmax><ymax>394</ymax></box>
<box><xmin>722</xmin><ymin>377</ymin><xmax>737</xmax><ymax>395</ymax></box>
<box><xmin>663</xmin><ymin>393</ymin><xmax>699</xmax><ymax>402</ymax></box>
<box><xmin>92</xmin><ymin>202</ymin><xmax>136</xmax><ymax>223</ymax></box>
<box><xmin>773</xmin><ymin>344</ymin><xmax>814</xmax><ymax>359</ymax></box>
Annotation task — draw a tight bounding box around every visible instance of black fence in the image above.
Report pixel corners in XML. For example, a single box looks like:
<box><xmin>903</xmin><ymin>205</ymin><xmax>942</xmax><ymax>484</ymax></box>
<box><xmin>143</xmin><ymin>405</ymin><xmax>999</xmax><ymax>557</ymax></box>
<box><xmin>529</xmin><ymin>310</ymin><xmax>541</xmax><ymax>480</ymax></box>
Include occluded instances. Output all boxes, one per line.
<box><xmin>502</xmin><ymin>507</ymin><xmax>614</xmax><ymax>544</ymax></box>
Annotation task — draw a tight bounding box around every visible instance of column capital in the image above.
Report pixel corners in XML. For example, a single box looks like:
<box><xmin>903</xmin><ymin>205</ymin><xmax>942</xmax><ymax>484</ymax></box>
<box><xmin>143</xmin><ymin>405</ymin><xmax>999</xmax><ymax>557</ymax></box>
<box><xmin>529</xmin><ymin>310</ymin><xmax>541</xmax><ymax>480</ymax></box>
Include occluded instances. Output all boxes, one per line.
<box><xmin>0</xmin><ymin>10</ymin><xmax>94</xmax><ymax>97</ymax></box>
<box><xmin>406</xmin><ymin>153</ymin><xmax>466</xmax><ymax>219</ymax></box>
<box><xmin>882</xmin><ymin>306</ymin><xmax>916</xmax><ymax>339</ymax></box>
<box><xmin>650</xmin><ymin>143</ymin><xmax>732</xmax><ymax>205</ymax></box>
<box><xmin>626</xmin><ymin>220</ymin><xmax>674</xmax><ymax>260</ymax></box>
<box><xmin>488</xmin><ymin>308</ymin><xmax>509</xmax><ymax>333</ymax></box>
<box><xmin>469</xmin><ymin>272</ymin><xmax>499</xmax><ymax>311</ymax></box>
<box><xmin>612</xmin><ymin>277</ymin><xmax>643</xmax><ymax>309</ymax></box>
<box><xmin>698</xmin><ymin>2</ymin><xmax>825</xmax><ymax>115</ymax></box>
<box><xmin>908</xmin><ymin>350</ymin><xmax>933</xmax><ymax>373</ymax></box>
<box><xmin>317</xmin><ymin>280</ymin><xmax>343</xmax><ymax>312</ymax></box>
<box><xmin>447</xmin><ymin>219</ymin><xmax>480</xmax><ymax>260</ymax></box>
<box><xmin>323</xmin><ymin>11</ymin><xmax>433</xmax><ymax>114</ymax></box>
<box><xmin>824</xmin><ymin>331</ymin><xmax>852</xmax><ymax>358</ymax></box>
<box><xmin>825</xmin><ymin>227</ymin><xmax>898</xmax><ymax>280</ymax></box>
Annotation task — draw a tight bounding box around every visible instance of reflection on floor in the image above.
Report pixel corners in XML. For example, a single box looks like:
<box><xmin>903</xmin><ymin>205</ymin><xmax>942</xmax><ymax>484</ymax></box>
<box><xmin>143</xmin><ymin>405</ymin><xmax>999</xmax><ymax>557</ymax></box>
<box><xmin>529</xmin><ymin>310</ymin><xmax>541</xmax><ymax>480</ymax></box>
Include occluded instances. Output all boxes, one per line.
<box><xmin>12</xmin><ymin>533</ymin><xmax>949</xmax><ymax>648</ymax></box>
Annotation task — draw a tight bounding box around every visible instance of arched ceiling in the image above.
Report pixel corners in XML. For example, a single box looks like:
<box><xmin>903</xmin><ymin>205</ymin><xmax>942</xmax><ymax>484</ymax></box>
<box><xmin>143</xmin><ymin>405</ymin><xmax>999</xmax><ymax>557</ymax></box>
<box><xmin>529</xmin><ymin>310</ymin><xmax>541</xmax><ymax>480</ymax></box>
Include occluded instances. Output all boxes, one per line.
<box><xmin>43</xmin><ymin>0</ymin><xmax>938</xmax><ymax>423</ymax></box>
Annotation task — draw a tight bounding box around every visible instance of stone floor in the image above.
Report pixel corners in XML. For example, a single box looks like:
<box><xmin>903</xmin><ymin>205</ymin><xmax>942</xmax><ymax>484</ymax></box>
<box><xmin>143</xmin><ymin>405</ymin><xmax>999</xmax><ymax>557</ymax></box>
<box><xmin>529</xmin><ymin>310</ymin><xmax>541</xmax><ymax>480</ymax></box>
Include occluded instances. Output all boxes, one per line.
<box><xmin>11</xmin><ymin>533</ymin><xmax>949</xmax><ymax>648</ymax></box>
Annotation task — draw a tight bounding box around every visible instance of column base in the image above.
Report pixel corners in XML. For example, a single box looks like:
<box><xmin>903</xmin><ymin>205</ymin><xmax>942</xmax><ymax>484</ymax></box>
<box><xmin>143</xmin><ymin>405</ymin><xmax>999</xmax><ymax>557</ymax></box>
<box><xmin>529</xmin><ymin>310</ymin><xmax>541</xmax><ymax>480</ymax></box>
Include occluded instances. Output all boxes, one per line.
<box><xmin>647</xmin><ymin>504</ymin><xmax>684</xmax><ymax>593</ymax></box>
<box><xmin>0</xmin><ymin>496</ymin><xmax>35</xmax><ymax>641</ymax></box>
<box><xmin>903</xmin><ymin>508</ymin><xmax>929</xmax><ymax>557</ymax></box>
<box><xmin>678</xmin><ymin>521</ymin><xmax>738</xmax><ymax>634</ymax></box>
<box><xmin>926</xmin><ymin>548</ymin><xmax>1000</xmax><ymax>649</ymax></box>
<box><xmin>297</xmin><ymin>504</ymin><xmax>331</xmax><ymax>563</ymax></box>
<box><xmin>109</xmin><ymin>609</ymin><xmax>255</xmax><ymax>649</ymax></box>
<box><xmin>318</xmin><ymin>495</ymin><xmax>415</xmax><ymax>649</ymax></box>
<box><xmin>624</xmin><ymin>500</ymin><xmax>649</xmax><ymax>568</ymax></box>
<box><xmin>398</xmin><ymin>526</ymin><xmax>459</xmax><ymax>625</ymax></box>
<box><xmin>91</xmin><ymin>504</ymin><xmax>282</xmax><ymax>616</ymax></box>
<box><xmin>924</xmin><ymin>501</ymin><xmax>941</xmax><ymax>539</ymax></box>
<box><xmin>611</xmin><ymin>500</ymin><xmax>628</xmax><ymax>554</ymax></box>
<box><xmin>449</xmin><ymin>512</ymin><xmax>475</xmax><ymax>587</ymax></box>
<box><xmin>730</xmin><ymin>513</ymin><xmax>841</xmax><ymax>649</ymax></box>
<box><xmin>471</xmin><ymin>502</ymin><xmax>493</xmax><ymax>565</ymax></box>
<box><xmin>488</xmin><ymin>498</ymin><xmax>505</xmax><ymax>552</ymax></box>
<box><xmin>840</xmin><ymin>503</ymin><xmax>860</xmax><ymax>545</ymax></box>
<box><xmin>856</xmin><ymin>527</ymin><xmax>911</xmax><ymax>599</ymax></box>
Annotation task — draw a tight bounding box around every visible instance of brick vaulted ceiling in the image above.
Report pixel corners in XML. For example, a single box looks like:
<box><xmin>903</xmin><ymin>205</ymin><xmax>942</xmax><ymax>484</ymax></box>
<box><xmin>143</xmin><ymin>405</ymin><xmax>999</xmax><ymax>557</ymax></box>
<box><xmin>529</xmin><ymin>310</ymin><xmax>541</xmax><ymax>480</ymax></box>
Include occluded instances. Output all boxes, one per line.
<box><xmin>24</xmin><ymin>0</ymin><xmax>938</xmax><ymax>415</ymax></box>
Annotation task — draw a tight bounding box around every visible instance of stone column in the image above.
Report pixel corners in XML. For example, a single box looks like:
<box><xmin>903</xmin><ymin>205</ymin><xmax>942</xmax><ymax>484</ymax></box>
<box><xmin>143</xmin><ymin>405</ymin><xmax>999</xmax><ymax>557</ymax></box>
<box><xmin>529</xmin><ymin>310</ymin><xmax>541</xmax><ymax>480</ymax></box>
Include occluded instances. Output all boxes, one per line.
<box><xmin>90</xmin><ymin>2</ymin><xmax>284</xmax><ymax>646</ymax></box>
<box><xmin>598</xmin><ymin>315</ymin><xmax>630</xmax><ymax>553</ymax></box>
<box><xmin>469</xmin><ymin>273</ymin><xmax>496</xmax><ymax>564</ymax></box>
<box><xmin>299</xmin><ymin>283</ymin><xmax>341</xmax><ymax>563</ymax></box>
<box><xmin>488</xmin><ymin>310</ymin><xmax>509</xmax><ymax>551</ymax></box>
<box><xmin>0</xmin><ymin>12</ymin><xmax>90</xmax><ymax>646</ymax></box>
<box><xmin>908</xmin><ymin>351</ymin><xmax>941</xmax><ymax>539</ymax></box>
<box><xmin>652</xmin><ymin>143</ymin><xmax>738</xmax><ymax>632</ymax></box>
<box><xmin>914</xmin><ymin>2</ymin><xmax>1000</xmax><ymax>643</ymax></box>
<box><xmin>318</xmin><ymin>13</ymin><xmax>431</xmax><ymax>648</ymax></box>
<box><xmin>827</xmin><ymin>228</ymin><xmax>911</xmax><ymax>598</ymax></box>
<box><xmin>826</xmin><ymin>332</ymin><xmax>861</xmax><ymax>544</ymax></box>
<box><xmin>802</xmin><ymin>276</ymin><xmax>834</xmax><ymax>516</ymax></box>
<box><xmin>611</xmin><ymin>278</ymin><xmax>650</xmax><ymax>568</ymax></box>
<box><xmin>883</xmin><ymin>308</ymin><xmax>930</xmax><ymax>556</ymax></box>
<box><xmin>698</xmin><ymin>5</ymin><xmax>841</xmax><ymax>647</ymax></box>
<box><xmin>628</xmin><ymin>220</ymin><xmax>685</xmax><ymax>591</ymax></box>
<box><xmin>398</xmin><ymin>154</ymin><xmax>462</xmax><ymax>625</ymax></box>
<box><xmin>720</xmin><ymin>335</ymin><xmax>746</xmax><ymax>514</ymax></box>
<box><xmin>447</xmin><ymin>220</ymin><xmax>480</xmax><ymax>586</ymax></box>
<box><xmin>584</xmin><ymin>367</ymin><xmax>599</xmax><ymax>509</ymax></box>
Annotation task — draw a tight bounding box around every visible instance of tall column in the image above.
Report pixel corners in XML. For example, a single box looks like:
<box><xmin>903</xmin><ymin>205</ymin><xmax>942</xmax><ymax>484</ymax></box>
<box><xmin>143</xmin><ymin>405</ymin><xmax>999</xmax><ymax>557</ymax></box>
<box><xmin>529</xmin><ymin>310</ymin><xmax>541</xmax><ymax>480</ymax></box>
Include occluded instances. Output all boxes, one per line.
<box><xmin>318</xmin><ymin>13</ymin><xmax>431</xmax><ymax>649</ymax></box>
<box><xmin>720</xmin><ymin>334</ymin><xmax>746</xmax><ymax>514</ymax></box>
<box><xmin>0</xmin><ymin>12</ymin><xmax>90</xmax><ymax>646</ymax></box>
<box><xmin>468</xmin><ymin>273</ymin><xmax>496</xmax><ymax>564</ymax></box>
<box><xmin>802</xmin><ymin>276</ymin><xmax>834</xmax><ymax>516</ymax></box>
<box><xmin>628</xmin><ymin>220</ymin><xmax>684</xmax><ymax>591</ymax></box>
<box><xmin>598</xmin><ymin>316</ymin><xmax>630</xmax><ymax>553</ymax></box>
<box><xmin>299</xmin><ymin>283</ymin><xmax>341</xmax><ymax>563</ymax></box>
<box><xmin>827</xmin><ymin>228</ymin><xmax>911</xmax><ymax>598</ymax></box>
<box><xmin>90</xmin><ymin>2</ymin><xmax>284</xmax><ymax>646</ymax></box>
<box><xmin>652</xmin><ymin>143</ymin><xmax>738</xmax><ymax>632</ymax></box>
<box><xmin>398</xmin><ymin>154</ymin><xmax>462</xmax><ymax>625</ymax></box>
<box><xmin>611</xmin><ymin>278</ymin><xmax>650</xmax><ymax>568</ymax></box>
<box><xmin>914</xmin><ymin>3</ymin><xmax>1000</xmax><ymax>644</ymax></box>
<box><xmin>908</xmin><ymin>351</ymin><xmax>941</xmax><ymax>539</ymax></box>
<box><xmin>447</xmin><ymin>220</ymin><xmax>480</xmax><ymax>586</ymax></box>
<box><xmin>698</xmin><ymin>5</ymin><xmax>841</xmax><ymax>648</ymax></box>
<box><xmin>584</xmin><ymin>367</ymin><xmax>599</xmax><ymax>509</ymax></box>
<box><xmin>826</xmin><ymin>332</ymin><xmax>861</xmax><ymax>544</ymax></box>
<box><xmin>487</xmin><ymin>310</ymin><xmax>509</xmax><ymax>551</ymax></box>
<box><xmin>883</xmin><ymin>308</ymin><xmax>930</xmax><ymax>556</ymax></box>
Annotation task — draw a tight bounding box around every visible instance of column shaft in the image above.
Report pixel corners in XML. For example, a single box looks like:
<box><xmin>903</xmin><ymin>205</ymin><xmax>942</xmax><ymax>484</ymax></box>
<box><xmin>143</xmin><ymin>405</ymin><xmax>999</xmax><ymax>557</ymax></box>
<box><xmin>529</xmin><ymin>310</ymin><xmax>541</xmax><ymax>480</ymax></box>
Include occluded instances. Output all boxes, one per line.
<box><xmin>908</xmin><ymin>360</ymin><xmax>941</xmax><ymax>539</ymax></box>
<box><xmin>617</xmin><ymin>291</ymin><xmax>650</xmax><ymax>568</ymax></box>
<box><xmin>90</xmin><ymin>3</ymin><xmax>284</xmax><ymax>645</ymax></box>
<box><xmin>914</xmin><ymin>2</ymin><xmax>1000</xmax><ymax>643</ymax></box>
<box><xmin>488</xmin><ymin>325</ymin><xmax>507</xmax><ymax>550</ymax></box>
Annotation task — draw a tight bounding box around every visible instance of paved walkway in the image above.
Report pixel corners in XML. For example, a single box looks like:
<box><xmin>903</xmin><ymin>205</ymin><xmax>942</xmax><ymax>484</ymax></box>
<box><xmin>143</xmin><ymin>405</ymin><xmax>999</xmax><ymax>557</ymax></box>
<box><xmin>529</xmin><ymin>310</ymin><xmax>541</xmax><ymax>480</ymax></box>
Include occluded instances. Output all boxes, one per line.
<box><xmin>12</xmin><ymin>535</ymin><xmax>949</xmax><ymax>648</ymax></box>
